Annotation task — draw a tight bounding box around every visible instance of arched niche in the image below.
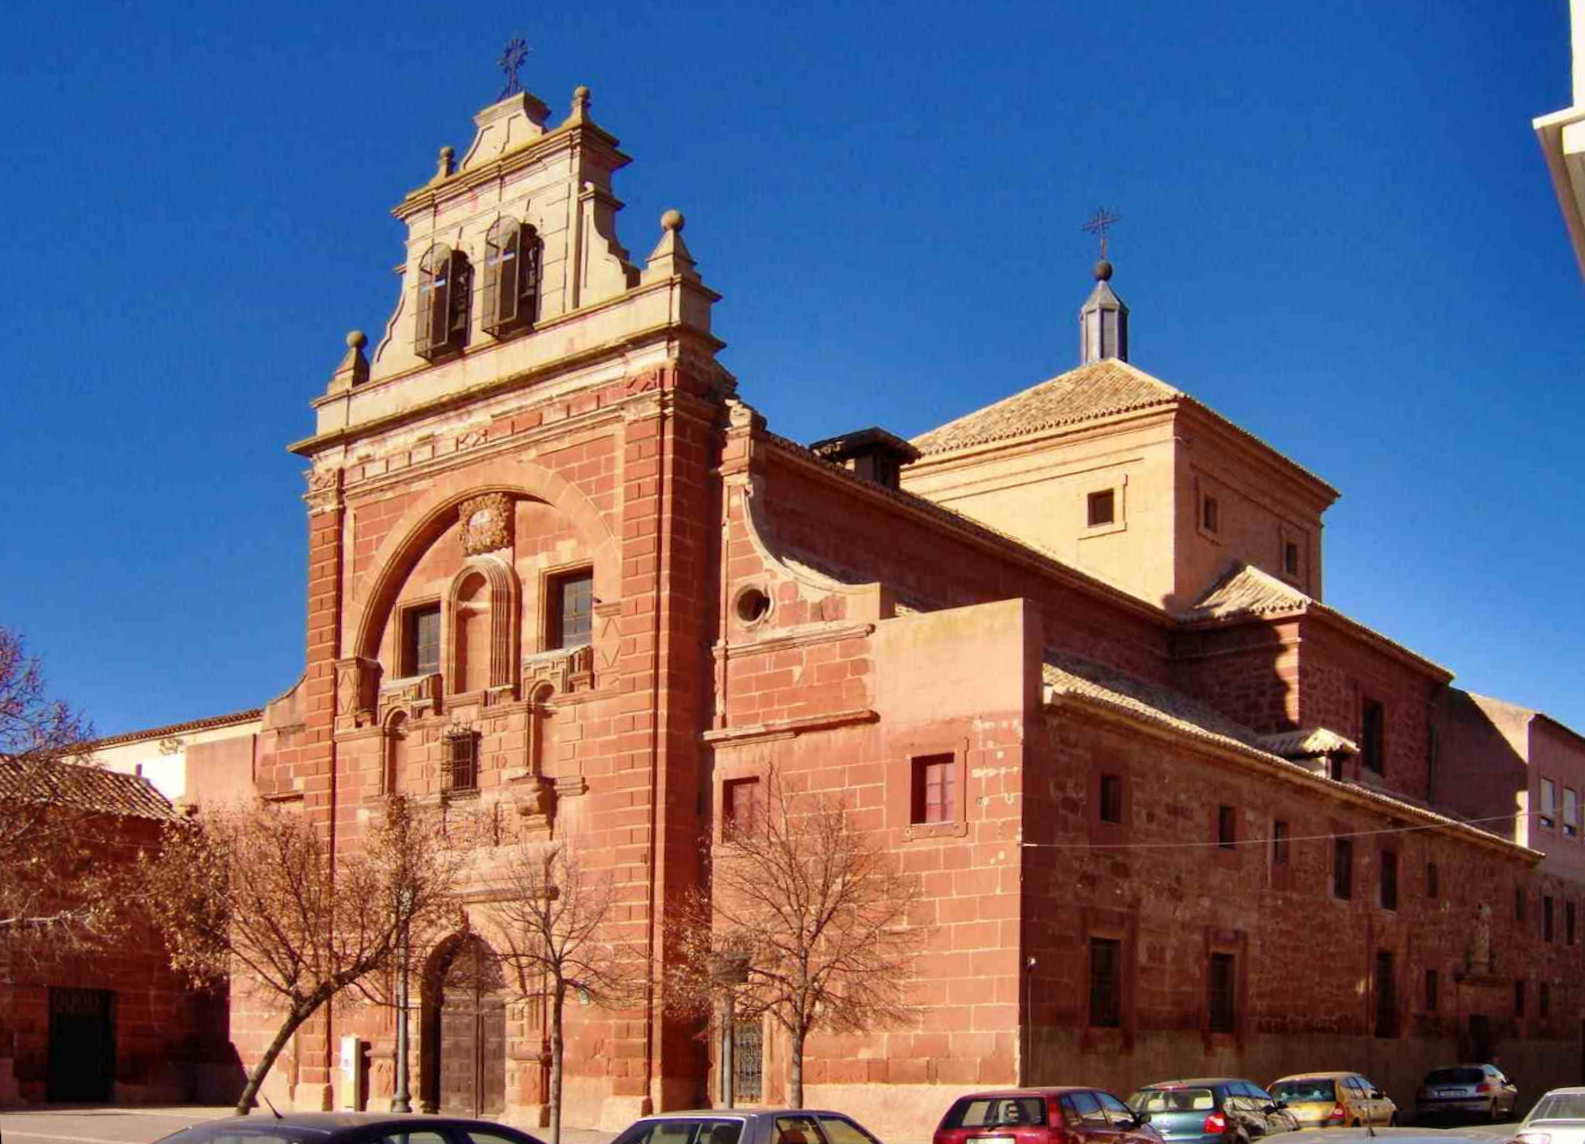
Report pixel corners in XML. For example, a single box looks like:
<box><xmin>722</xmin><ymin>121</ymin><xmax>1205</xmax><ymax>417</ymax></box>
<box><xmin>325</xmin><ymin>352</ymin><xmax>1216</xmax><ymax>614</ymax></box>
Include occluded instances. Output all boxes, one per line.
<box><xmin>445</xmin><ymin>555</ymin><xmax>520</xmax><ymax>696</ymax></box>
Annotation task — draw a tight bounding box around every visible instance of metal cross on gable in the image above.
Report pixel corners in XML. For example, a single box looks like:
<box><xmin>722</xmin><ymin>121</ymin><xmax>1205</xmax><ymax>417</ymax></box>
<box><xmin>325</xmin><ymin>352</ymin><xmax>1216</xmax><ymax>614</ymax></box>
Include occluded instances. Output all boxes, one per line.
<box><xmin>498</xmin><ymin>35</ymin><xmax>530</xmax><ymax>99</ymax></box>
<box><xmin>1081</xmin><ymin>207</ymin><xmax>1122</xmax><ymax>258</ymax></box>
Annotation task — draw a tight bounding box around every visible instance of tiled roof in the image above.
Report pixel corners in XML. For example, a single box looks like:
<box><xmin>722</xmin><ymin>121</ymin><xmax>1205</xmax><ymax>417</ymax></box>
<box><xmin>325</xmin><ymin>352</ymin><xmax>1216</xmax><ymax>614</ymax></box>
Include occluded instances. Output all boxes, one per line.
<box><xmin>1042</xmin><ymin>648</ymin><xmax>1273</xmax><ymax>757</ymax></box>
<box><xmin>1260</xmin><ymin>727</ymin><xmax>1359</xmax><ymax>758</ymax></box>
<box><xmin>87</xmin><ymin>706</ymin><xmax>262</xmax><ymax>749</ymax></box>
<box><xmin>1180</xmin><ymin>563</ymin><xmax>1311</xmax><ymax>622</ymax></box>
<box><xmin>911</xmin><ymin>359</ymin><xmax>1183</xmax><ymax>455</ymax></box>
<box><xmin>0</xmin><ymin>757</ymin><xmax>175</xmax><ymax>820</ymax></box>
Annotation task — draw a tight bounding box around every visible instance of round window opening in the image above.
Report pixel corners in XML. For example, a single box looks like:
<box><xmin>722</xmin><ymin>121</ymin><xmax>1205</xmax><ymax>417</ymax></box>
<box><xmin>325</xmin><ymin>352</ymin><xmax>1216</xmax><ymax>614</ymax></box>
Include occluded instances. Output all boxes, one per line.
<box><xmin>735</xmin><ymin>586</ymin><xmax>772</xmax><ymax>625</ymax></box>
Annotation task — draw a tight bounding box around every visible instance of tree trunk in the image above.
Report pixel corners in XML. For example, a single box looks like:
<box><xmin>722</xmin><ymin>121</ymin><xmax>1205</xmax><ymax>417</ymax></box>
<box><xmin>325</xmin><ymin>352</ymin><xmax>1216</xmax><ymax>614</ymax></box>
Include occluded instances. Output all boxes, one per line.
<box><xmin>235</xmin><ymin>1002</ymin><xmax>318</xmax><ymax>1116</ymax></box>
<box><xmin>789</xmin><ymin>1028</ymin><xmax>805</xmax><ymax>1109</ymax></box>
<box><xmin>550</xmin><ymin>984</ymin><xmax>566</xmax><ymax>1144</ymax></box>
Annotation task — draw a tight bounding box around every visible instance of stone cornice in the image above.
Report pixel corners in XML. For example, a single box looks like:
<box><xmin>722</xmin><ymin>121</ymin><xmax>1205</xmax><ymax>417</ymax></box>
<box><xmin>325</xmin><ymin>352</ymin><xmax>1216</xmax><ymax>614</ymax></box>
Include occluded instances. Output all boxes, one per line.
<box><xmin>713</xmin><ymin>621</ymin><xmax>876</xmax><ymax>661</ymax></box>
<box><xmin>703</xmin><ymin>708</ymin><xmax>878</xmax><ymax>745</ymax></box>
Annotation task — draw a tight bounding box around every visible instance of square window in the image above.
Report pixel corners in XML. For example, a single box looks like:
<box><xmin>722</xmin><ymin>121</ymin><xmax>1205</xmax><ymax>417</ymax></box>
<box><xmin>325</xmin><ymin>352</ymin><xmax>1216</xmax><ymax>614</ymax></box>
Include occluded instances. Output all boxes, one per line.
<box><xmin>1272</xmin><ymin>819</ymin><xmax>1290</xmax><ymax>866</ymax></box>
<box><xmin>1283</xmin><ymin>540</ymin><xmax>1300</xmax><ymax>576</ymax></box>
<box><xmin>911</xmin><ymin>754</ymin><xmax>956</xmax><ymax>825</ymax></box>
<box><xmin>1217</xmin><ymin>805</ymin><xmax>1237</xmax><ymax>849</ymax></box>
<box><xmin>1427</xmin><ymin>861</ymin><xmax>1440</xmax><ymax>899</ymax></box>
<box><xmin>1425</xmin><ymin>968</ymin><xmax>1439</xmax><ymax>1012</ymax></box>
<box><xmin>548</xmin><ymin>570</ymin><xmax>594</xmax><ymax>650</ymax></box>
<box><xmin>1208</xmin><ymin>952</ymin><xmax>1236</xmax><ymax>1033</ymax></box>
<box><xmin>444</xmin><ymin>730</ymin><xmax>478</xmax><ymax>792</ymax></box>
<box><xmin>1374</xmin><ymin>950</ymin><xmax>1396</xmax><ymax>1037</ymax></box>
<box><xmin>723</xmin><ymin>777</ymin><xmax>760</xmax><ymax>836</ymax></box>
<box><xmin>1380</xmin><ymin>851</ymin><xmax>1398</xmax><ymax>911</ymax></box>
<box><xmin>1540</xmin><ymin>778</ymin><xmax>1557</xmax><ymax>830</ymax></box>
<box><xmin>1334</xmin><ymin>837</ymin><xmax>1354</xmax><ymax>900</ymax></box>
<box><xmin>1202</xmin><ymin>494</ymin><xmax>1220</xmax><ymax>534</ymax></box>
<box><xmin>1360</xmin><ymin>700</ymin><xmax>1385</xmax><ymax>774</ymax></box>
<box><xmin>403</xmin><ymin>603</ymin><xmax>442</xmax><ymax>676</ymax></box>
<box><xmin>1087</xmin><ymin>489</ymin><xmax>1116</xmax><ymax>528</ymax></box>
<box><xmin>1088</xmin><ymin>936</ymin><xmax>1121</xmax><ymax>1028</ymax></box>
<box><xmin>1099</xmin><ymin>774</ymin><xmax>1123</xmax><ymax>824</ymax></box>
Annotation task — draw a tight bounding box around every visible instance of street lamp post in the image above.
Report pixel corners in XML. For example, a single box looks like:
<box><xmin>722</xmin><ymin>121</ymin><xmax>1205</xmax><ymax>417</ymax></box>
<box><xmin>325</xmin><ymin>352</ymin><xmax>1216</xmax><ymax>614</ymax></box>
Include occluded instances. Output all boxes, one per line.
<box><xmin>392</xmin><ymin>896</ymin><xmax>413</xmax><ymax>1113</ymax></box>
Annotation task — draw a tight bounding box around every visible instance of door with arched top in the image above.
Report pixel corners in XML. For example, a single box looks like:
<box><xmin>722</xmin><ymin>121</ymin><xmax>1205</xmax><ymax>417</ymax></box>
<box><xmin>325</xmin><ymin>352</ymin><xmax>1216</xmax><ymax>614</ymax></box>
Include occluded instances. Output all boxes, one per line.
<box><xmin>422</xmin><ymin>934</ymin><xmax>507</xmax><ymax>1116</ymax></box>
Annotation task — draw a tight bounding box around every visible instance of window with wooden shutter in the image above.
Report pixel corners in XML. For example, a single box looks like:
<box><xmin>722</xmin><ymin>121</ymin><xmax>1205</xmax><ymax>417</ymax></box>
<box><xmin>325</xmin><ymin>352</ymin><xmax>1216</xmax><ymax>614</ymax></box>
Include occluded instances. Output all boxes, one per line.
<box><xmin>483</xmin><ymin>218</ymin><xmax>541</xmax><ymax>337</ymax></box>
<box><xmin>415</xmin><ymin>244</ymin><xmax>452</xmax><ymax>358</ymax></box>
<box><xmin>445</xmin><ymin>729</ymin><xmax>478</xmax><ymax>792</ymax></box>
<box><xmin>910</xmin><ymin>754</ymin><xmax>955</xmax><ymax>825</ymax></box>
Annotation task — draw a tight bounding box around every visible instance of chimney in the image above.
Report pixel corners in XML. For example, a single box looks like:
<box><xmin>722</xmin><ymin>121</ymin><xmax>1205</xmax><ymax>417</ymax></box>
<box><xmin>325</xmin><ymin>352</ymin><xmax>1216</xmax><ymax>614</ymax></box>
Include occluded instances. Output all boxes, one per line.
<box><xmin>1079</xmin><ymin>258</ymin><xmax>1129</xmax><ymax>363</ymax></box>
<box><xmin>808</xmin><ymin>427</ymin><xmax>920</xmax><ymax>491</ymax></box>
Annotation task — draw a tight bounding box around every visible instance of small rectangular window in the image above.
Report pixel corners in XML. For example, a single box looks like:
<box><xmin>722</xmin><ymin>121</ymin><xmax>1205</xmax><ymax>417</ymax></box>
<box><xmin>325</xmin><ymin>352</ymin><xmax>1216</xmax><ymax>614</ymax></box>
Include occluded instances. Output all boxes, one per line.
<box><xmin>911</xmin><ymin>754</ymin><xmax>956</xmax><ymax>825</ymax></box>
<box><xmin>1088</xmin><ymin>937</ymin><xmax>1121</xmax><ymax>1028</ymax></box>
<box><xmin>549</xmin><ymin>570</ymin><xmax>594</xmax><ymax>649</ymax></box>
<box><xmin>1425</xmin><ymin>968</ymin><xmax>1439</xmax><ymax>1012</ymax></box>
<box><xmin>1544</xmin><ymin>895</ymin><xmax>1555</xmax><ymax>942</ymax></box>
<box><xmin>1361</xmin><ymin>700</ymin><xmax>1385</xmax><ymax>774</ymax></box>
<box><xmin>1272</xmin><ymin>819</ymin><xmax>1290</xmax><ymax>866</ymax></box>
<box><xmin>1427</xmin><ymin>861</ymin><xmax>1440</xmax><ymax>899</ymax></box>
<box><xmin>1202</xmin><ymin>494</ymin><xmax>1220</xmax><ymax>534</ymax></box>
<box><xmin>1380</xmin><ymin>851</ymin><xmax>1398</xmax><ymax>911</ymax></box>
<box><xmin>1568</xmin><ymin>900</ymin><xmax>1577</xmax><ymax>945</ymax></box>
<box><xmin>444</xmin><ymin>730</ymin><xmax>478</xmax><ymax>792</ymax></box>
<box><xmin>1087</xmin><ymin>489</ymin><xmax>1116</xmax><ymax>528</ymax></box>
<box><xmin>1098</xmin><ymin>774</ymin><xmax>1123</xmax><ymax>824</ymax></box>
<box><xmin>1334</xmin><ymin>837</ymin><xmax>1354</xmax><ymax>900</ymax></box>
<box><xmin>723</xmin><ymin>777</ymin><xmax>760</xmax><ymax>837</ymax></box>
<box><xmin>1515</xmin><ymin>979</ymin><xmax>1526</xmax><ymax>1017</ymax></box>
<box><xmin>1217</xmin><ymin>805</ymin><xmax>1237</xmax><ymax>850</ymax></box>
<box><xmin>1541</xmin><ymin>981</ymin><xmax>1552</xmax><ymax>1017</ymax></box>
<box><xmin>403</xmin><ymin>603</ymin><xmax>442</xmax><ymax>676</ymax></box>
<box><xmin>1208</xmin><ymin>952</ymin><xmax>1235</xmax><ymax>1033</ymax></box>
<box><xmin>1566</xmin><ymin>788</ymin><xmax>1579</xmax><ymax>837</ymax></box>
<box><xmin>1540</xmin><ymin>778</ymin><xmax>1557</xmax><ymax>829</ymax></box>
<box><xmin>1283</xmin><ymin>540</ymin><xmax>1300</xmax><ymax>576</ymax></box>
<box><xmin>1374</xmin><ymin>950</ymin><xmax>1396</xmax><ymax>1037</ymax></box>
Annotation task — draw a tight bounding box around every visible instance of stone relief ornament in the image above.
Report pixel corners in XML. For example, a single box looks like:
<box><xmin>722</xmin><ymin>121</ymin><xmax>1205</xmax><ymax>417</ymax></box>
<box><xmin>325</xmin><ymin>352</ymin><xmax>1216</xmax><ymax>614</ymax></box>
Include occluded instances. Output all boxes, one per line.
<box><xmin>459</xmin><ymin>492</ymin><xmax>513</xmax><ymax>555</ymax></box>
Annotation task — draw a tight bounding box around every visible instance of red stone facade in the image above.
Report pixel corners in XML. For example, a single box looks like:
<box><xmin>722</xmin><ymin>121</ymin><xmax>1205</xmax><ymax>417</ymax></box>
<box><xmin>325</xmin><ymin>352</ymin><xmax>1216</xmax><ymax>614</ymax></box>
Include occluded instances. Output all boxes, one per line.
<box><xmin>113</xmin><ymin>79</ymin><xmax>1585</xmax><ymax>1141</ymax></box>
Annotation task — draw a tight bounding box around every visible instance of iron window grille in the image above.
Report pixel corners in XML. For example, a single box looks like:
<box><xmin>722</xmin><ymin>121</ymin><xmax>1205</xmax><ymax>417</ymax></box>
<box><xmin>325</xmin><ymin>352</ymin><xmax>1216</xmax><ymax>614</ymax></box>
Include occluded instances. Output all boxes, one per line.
<box><xmin>444</xmin><ymin>729</ymin><xmax>479</xmax><ymax>793</ymax></box>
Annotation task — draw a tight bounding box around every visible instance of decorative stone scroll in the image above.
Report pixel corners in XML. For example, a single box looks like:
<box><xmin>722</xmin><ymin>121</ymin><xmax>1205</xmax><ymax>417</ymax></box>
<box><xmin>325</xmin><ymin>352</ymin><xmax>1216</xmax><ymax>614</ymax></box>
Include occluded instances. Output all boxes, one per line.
<box><xmin>459</xmin><ymin>492</ymin><xmax>514</xmax><ymax>556</ymax></box>
<box><xmin>334</xmin><ymin>656</ymin><xmax>383</xmax><ymax>730</ymax></box>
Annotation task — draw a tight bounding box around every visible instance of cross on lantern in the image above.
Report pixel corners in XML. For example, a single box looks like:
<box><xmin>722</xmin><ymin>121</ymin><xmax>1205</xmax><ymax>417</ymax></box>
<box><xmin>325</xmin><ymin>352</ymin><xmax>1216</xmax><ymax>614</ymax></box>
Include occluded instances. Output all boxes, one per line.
<box><xmin>1081</xmin><ymin>207</ymin><xmax>1122</xmax><ymax>259</ymax></box>
<box><xmin>498</xmin><ymin>36</ymin><xmax>530</xmax><ymax>99</ymax></box>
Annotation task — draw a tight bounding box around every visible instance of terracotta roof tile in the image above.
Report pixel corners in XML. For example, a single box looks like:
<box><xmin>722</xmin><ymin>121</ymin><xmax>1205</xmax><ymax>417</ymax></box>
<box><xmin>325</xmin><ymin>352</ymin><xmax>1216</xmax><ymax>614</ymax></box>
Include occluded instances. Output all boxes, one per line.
<box><xmin>911</xmin><ymin>359</ymin><xmax>1183</xmax><ymax>455</ymax></box>
<box><xmin>0</xmin><ymin>758</ymin><xmax>175</xmax><ymax>820</ymax></box>
<box><xmin>1259</xmin><ymin>727</ymin><xmax>1359</xmax><ymax>758</ymax></box>
<box><xmin>1180</xmin><ymin>563</ymin><xmax>1311</xmax><ymax>622</ymax></box>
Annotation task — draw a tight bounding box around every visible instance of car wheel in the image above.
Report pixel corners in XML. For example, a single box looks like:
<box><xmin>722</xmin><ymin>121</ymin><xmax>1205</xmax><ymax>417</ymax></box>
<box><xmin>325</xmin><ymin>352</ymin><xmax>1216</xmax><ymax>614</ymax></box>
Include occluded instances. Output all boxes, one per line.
<box><xmin>1389</xmin><ymin>1115</ymin><xmax>1398</xmax><ymax>1127</ymax></box>
<box><xmin>1489</xmin><ymin>1100</ymin><xmax>1501</xmax><ymax>1124</ymax></box>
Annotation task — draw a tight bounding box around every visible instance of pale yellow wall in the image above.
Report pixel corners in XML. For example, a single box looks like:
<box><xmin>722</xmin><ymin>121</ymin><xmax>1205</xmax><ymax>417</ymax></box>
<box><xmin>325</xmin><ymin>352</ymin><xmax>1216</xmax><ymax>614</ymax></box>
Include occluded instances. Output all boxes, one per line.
<box><xmin>93</xmin><ymin>716</ymin><xmax>262</xmax><ymax>801</ymax></box>
<box><xmin>901</xmin><ymin>411</ymin><xmax>1182</xmax><ymax>607</ymax></box>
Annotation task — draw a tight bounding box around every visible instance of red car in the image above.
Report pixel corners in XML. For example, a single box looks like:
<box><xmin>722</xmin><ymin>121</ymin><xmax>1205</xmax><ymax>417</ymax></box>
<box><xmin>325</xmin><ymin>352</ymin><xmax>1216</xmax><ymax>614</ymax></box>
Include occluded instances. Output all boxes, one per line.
<box><xmin>935</xmin><ymin>1087</ymin><xmax>1163</xmax><ymax>1144</ymax></box>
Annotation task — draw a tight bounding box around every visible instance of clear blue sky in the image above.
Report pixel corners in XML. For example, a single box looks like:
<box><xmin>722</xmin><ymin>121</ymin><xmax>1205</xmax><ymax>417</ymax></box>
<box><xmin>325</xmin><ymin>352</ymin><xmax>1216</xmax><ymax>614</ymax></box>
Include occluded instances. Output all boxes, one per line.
<box><xmin>3</xmin><ymin>1</ymin><xmax>1581</xmax><ymax>737</ymax></box>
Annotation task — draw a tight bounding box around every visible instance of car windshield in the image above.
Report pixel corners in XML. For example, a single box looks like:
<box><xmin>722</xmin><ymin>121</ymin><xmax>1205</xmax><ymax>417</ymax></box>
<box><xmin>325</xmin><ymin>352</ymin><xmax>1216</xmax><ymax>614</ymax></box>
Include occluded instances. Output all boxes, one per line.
<box><xmin>613</xmin><ymin>1121</ymin><xmax>744</xmax><ymax>1144</ymax></box>
<box><xmin>944</xmin><ymin>1098</ymin><xmax>1047</xmax><ymax>1129</ymax></box>
<box><xmin>1129</xmin><ymin>1089</ymin><xmax>1216</xmax><ymax>1114</ymax></box>
<box><xmin>1271</xmin><ymin>1080</ymin><xmax>1338</xmax><ymax>1103</ymax></box>
<box><xmin>1532</xmin><ymin>1095</ymin><xmax>1585</xmax><ymax>1121</ymax></box>
<box><xmin>154</xmin><ymin>1130</ymin><xmax>332</xmax><ymax>1144</ymax></box>
<box><xmin>1425</xmin><ymin>1069</ymin><xmax>1485</xmax><ymax>1086</ymax></box>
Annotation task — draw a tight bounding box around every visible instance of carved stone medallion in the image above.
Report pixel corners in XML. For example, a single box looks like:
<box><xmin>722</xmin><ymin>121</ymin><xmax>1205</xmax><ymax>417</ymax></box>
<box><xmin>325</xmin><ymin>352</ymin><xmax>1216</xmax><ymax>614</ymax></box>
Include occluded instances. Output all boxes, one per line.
<box><xmin>459</xmin><ymin>492</ymin><xmax>513</xmax><ymax>555</ymax></box>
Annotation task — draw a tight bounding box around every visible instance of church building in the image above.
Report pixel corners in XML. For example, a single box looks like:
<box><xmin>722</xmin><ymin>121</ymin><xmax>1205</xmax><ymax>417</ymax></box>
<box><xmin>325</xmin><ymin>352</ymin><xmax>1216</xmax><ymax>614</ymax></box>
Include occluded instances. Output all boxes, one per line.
<box><xmin>74</xmin><ymin>71</ymin><xmax>1585</xmax><ymax>1141</ymax></box>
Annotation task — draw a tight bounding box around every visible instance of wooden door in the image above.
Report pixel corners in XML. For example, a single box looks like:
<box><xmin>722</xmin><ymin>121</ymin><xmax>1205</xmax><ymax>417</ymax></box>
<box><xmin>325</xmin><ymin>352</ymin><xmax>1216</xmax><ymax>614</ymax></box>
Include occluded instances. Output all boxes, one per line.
<box><xmin>48</xmin><ymin>988</ymin><xmax>115</xmax><ymax>1102</ymax></box>
<box><xmin>436</xmin><ymin>937</ymin><xmax>506</xmax><ymax>1116</ymax></box>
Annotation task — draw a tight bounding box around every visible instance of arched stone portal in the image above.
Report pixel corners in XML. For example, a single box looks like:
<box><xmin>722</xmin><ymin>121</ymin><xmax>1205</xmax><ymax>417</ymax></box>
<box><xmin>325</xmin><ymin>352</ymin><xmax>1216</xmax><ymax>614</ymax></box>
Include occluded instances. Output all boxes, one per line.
<box><xmin>420</xmin><ymin>933</ymin><xmax>507</xmax><ymax>1117</ymax></box>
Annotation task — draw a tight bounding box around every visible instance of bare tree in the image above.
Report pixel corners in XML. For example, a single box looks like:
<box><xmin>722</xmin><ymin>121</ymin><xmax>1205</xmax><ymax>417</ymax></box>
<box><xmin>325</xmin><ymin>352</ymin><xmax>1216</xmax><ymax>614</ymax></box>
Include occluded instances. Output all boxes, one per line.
<box><xmin>489</xmin><ymin>842</ymin><xmax>646</xmax><ymax>1144</ymax></box>
<box><xmin>0</xmin><ymin>627</ymin><xmax>113</xmax><ymax>951</ymax></box>
<box><xmin>141</xmin><ymin>794</ymin><xmax>461</xmax><ymax>1114</ymax></box>
<box><xmin>669</xmin><ymin>773</ymin><xmax>921</xmax><ymax>1107</ymax></box>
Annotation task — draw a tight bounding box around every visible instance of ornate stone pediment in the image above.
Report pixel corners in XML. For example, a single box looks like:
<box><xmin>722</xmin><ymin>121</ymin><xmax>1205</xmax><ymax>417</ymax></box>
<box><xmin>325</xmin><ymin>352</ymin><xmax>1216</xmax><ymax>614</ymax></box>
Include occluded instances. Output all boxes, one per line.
<box><xmin>459</xmin><ymin>492</ymin><xmax>513</xmax><ymax>555</ymax></box>
<box><xmin>522</xmin><ymin>643</ymin><xmax>594</xmax><ymax>695</ymax></box>
<box><xmin>379</xmin><ymin>672</ymin><xmax>441</xmax><ymax>720</ymax></box>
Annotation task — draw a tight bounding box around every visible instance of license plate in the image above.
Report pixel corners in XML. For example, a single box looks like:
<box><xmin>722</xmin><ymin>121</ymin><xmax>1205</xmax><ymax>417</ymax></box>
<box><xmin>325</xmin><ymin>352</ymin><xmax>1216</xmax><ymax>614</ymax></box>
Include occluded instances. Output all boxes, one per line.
<box><xmin>1435</xmin><ymin>1090</ymin><xmax>1464</xmax><ymax>1098</ymax></box>
<box><xmin>969</xmin><ymin>1137</ymin><xmax>1015</xmax><ymax>1143</ymax></box>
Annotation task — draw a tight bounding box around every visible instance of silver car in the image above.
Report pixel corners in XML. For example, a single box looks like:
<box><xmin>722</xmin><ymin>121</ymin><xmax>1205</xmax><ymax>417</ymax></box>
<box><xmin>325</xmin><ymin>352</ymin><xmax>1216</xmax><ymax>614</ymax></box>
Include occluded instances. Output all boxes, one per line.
<box><xmin>612</xmin><ymin>1110</ymin><xmax>885</xmax><ymax>1144</ymax></box>
<box><xmin>1414</xmin><ymin>1064</ymin><xmax>1519</xmax><ymax>1123</ymax></box>
<box><xmin>1516</xmin><ymin>1087</ymin><xmax>1585</xmax><ymax>1144</ymax></box>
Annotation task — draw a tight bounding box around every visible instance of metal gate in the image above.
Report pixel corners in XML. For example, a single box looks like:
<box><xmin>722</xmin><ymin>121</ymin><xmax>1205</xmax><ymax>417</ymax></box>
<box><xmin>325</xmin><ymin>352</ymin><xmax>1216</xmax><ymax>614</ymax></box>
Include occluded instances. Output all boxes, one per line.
<box><xmin>733</xmin><ymin>1020</ymin><xmax>763</xmax><ymax>1103</ymax></box>
<box><xmin>435</xmin><ymin>937</ymin><xmax>506</xmax><ymax>1116</ymax></box>
<box><xmin>48</xmin><ymin>988</ymin><xmax>115</xmax><ymax>1102</ymax></box>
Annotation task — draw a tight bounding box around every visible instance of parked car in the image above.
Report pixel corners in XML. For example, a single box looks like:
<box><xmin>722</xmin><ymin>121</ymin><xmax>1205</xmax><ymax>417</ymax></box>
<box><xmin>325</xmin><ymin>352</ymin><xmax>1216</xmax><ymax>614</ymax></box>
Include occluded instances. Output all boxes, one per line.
<box><xmin>613</xmin><ymin>1110</ymin><xmax>885</xmax><ymax>1144</ymax></box>
<box><xmin>935</xmin><ymin>1087</ymin><xmax>1161</xmax><ymax>1144</ymax></box>
<box><xmin>1514</xmin><ymin>1086</ymin><xmax>1585</xmax><ymax>1144</ymax></box>
<box><xmin>1267</xmin><ymin>1072</ymin><xmax>1397</xmax><ymax>1128</ymax></box>
<box><xmin>1414</xmin><ymin>1063</ymin><xmax>1519</xmax><ymax>1123</ymax></box>
<box><xmin>1127</xmin><ymin>1079</ymin><xmax>1298</xmax><ymax>1144</ymax></box>
<box><xmin>153</xmin><ymin>1113</ymin><xmax>548</xmax><ymax>1144</ymax></box>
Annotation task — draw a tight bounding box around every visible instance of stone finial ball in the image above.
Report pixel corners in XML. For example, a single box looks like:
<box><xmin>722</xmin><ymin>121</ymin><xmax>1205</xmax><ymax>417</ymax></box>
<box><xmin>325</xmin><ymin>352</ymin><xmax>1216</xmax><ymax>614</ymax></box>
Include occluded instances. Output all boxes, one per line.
<box><xmin>574</xmin><ymin>84</ymin><xmax>591</xmax><ymax>100</ymax></box>
<box><xmin>1094</xmin><ymin>258</ymin><xmax>1114</xmax><ymax>281</ymax></box>
<box><xmin>661</xmin><ymin>209</ymin><xmax>685</xmax><ymax>232</ymax></box>
<box><xmin>347</xmin><ymin>330</ymin><xmax>368</xmax><ymax>350</ymax></box>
